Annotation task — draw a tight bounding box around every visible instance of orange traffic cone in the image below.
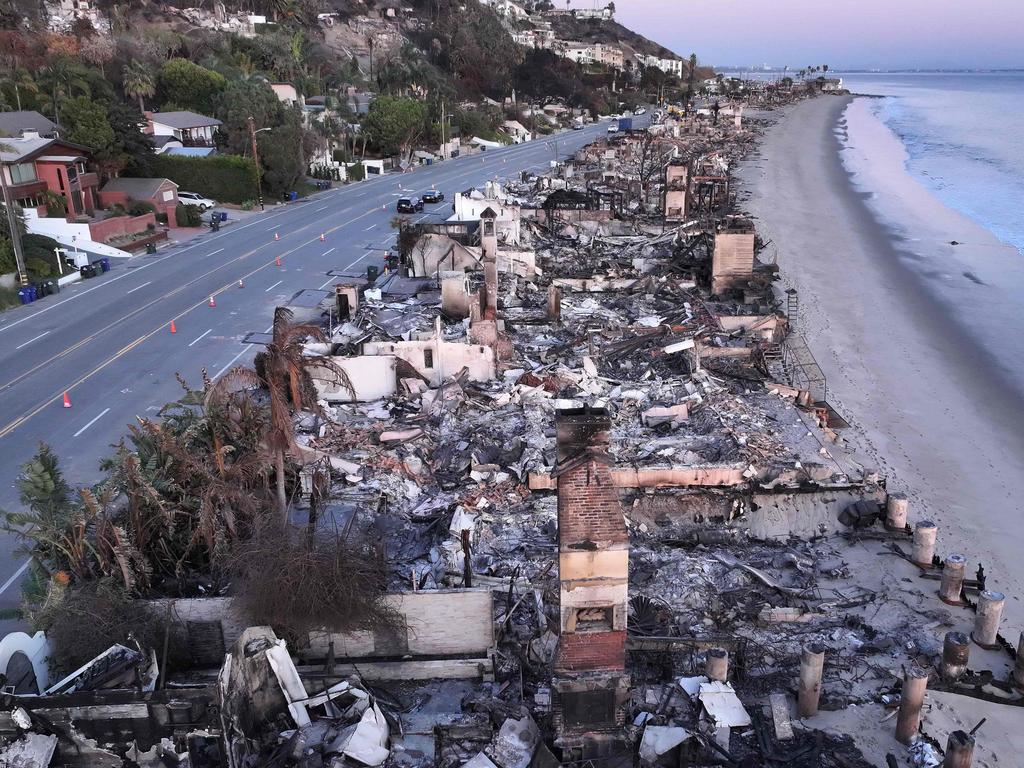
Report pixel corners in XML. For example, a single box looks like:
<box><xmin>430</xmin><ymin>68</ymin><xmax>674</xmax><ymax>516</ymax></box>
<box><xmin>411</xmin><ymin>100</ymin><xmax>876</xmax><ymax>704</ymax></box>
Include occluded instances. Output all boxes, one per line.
<box><xmin>63</xmin><ymin>391</ymin><xmax>71</xmax><ymax>408</ymax></box>
<box><xmin>275</xmin><ymin>255</ymin><xmax>282</xmax><ymax>267</ymax></box>
<box><xmin>238</xmin><ymin>279</ymin><xmax>244</xmax><ymax>288</ymax></box>
<box><xmin>208</xmin><ymin>295</ymin><xmax>216</xmax><ymax>307</ymax></box>
<box><xmin>170</xmin><ymin>320</ymin><xmax>177</xmax><ymax>334</ymax></box>
<box><xmin>320</xmin><ymin>233</ymin><xmax>326</xmax><ymax>242</ymax></box>
<box><xmin>274</xmin><ymin>232</ymin><xmax>280</xmax><ymax>241</ymax></box>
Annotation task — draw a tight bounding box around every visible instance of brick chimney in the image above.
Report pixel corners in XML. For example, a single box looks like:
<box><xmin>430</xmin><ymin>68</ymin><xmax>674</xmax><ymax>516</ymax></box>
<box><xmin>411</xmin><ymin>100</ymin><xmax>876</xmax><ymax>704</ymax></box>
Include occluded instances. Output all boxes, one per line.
<box><xmin>550</xmin><ymin>406</ymin><xmax>630</xmax><ymax>749</ymax></box>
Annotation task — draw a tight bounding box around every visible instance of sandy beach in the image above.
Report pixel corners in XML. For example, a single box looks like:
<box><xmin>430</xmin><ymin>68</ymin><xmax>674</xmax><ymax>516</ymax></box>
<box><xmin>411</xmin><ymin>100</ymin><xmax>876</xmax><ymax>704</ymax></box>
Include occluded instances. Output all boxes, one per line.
<box><xmin>737</xmin><ymin>95</ymin><xmax>1024</xmax><ymax>759</ymax></box>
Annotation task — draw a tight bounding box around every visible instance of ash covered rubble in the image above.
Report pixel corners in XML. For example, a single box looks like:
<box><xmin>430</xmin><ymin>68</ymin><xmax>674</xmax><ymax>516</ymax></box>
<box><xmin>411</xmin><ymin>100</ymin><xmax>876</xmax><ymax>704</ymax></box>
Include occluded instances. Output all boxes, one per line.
<box><xmin>5</xmin><ymin>112</ymin><xmax>1020</xmax><ymax>768</ymax></box>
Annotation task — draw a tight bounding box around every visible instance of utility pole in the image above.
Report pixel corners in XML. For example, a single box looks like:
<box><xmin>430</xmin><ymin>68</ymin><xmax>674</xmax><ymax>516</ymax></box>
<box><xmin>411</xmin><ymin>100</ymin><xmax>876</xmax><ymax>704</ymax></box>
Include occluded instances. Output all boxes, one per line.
<box><xmin>247</xmin><ymin>116</ymin><xmax>265</xmax><ymax>211</ymax></box>
<box><xmin>0</xmin><ymin>161</ymin><xmax>28</xmax><ymax>286</ymax></box>
<box><xmin>440</xmin><ymin>98</ymin><xmax>446</xmax><ymax>160</ymax></box>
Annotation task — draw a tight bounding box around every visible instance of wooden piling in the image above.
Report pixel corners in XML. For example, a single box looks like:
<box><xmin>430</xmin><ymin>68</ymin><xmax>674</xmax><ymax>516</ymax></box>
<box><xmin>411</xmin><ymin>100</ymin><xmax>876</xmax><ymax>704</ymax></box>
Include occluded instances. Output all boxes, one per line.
<box><xmin>939</xmin><ymin>554</ymin><xmax>967</xmax><ymax>605</ymax></box>
<box><xmin>886</xmin><ymin>493</ymin><xmax>909</xmax><ymax>530</ymax></box>
<box><xmin>940</xmin><ymin>631</ymin><xmax>969</xmax><ymax>682</ymax></box>
<box><xmin>705</xmin><ymin>647</ymin><xmax>728</xmax><ymax>682</ymax></box>
<box><xmin>912</xmin><ymin>520</ymin><xmax>937</xmax><ymax>566</ymax></box>
<box><xmin>971</xmin><ymin>590</ymin><xmax>1005</xmax><ymax>648</ymax></box>
<box><xmin>797</xmin><ymin>642</ymin><xmax>825</xmax><ymax>718</ymax></box>
<box><xmin>895</xmin><ymin>666</ymin><xmax>928</xmax><ymax>744</ymax></box>
<box><xmin>943</xmin><ymin>730</ymin><xmax>975</xmax><ymax>768</ymax></box>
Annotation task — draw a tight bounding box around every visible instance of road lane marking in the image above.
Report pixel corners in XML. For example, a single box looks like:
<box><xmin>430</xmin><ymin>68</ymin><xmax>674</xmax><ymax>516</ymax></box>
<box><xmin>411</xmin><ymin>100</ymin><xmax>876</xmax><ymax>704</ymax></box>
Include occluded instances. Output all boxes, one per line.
<box><xmin>265</xmin><ymin>280</ymin><xmax>283</xmax><ymax>292</ymax></box>
<box><xmin>347</xmin><ymin>252</ymin><xmax>372</xmax><ymax>268</ymax></box>
<box><xmin>0</xmin><ymin>560</ymin><xmax>30</xmax><ymax>597</ymax></box>
<box><xmin>212</xmin><ymin>346</ymin><xmax>253</xmax><ymax>380</ymax></box>
<box><xmin>187</xmin><ymin>328</ymin><xmax>213</xmax><ymax>347</ymax></box>
<box><xmin>73</xmin><ymin>407</ymin><xmax>111</xmax><ymax>438</ymax></box>
<box><xmin>315</xmin><ymin>205</ymin><xmax>329</xmax><ymax>212</ymax></box>
<box><xmin>318</xmin><ymin>277</ymin><xmax>336</xmax><ymax>290</ymax></box>
<box><xmin>322</xmin><ymin>248</ymin><xmax>335</xmax><ymax>256</ymax></box>
<box><xmin>126</xmin><ymin>281</ymin><xmax>151</xmax><ymax>295</ymax></box>
<box><xmin>0</xmin><ymin>145</ymin><xmax>580</xmax><ymax>437</ymax></box>
<box><xmin>364</xmin><ymin>224</ymin><xmax>377</xmax><ymax>231</ymax></box>
<box><xmin>15</xmin><ymin>331</ymin><xmax>49</xmax><ymax>350</ymax></box>
<box><xmin>206</xmin><ymin>248</ymin><xmax>224</xmax><ymax>257</ymax></box>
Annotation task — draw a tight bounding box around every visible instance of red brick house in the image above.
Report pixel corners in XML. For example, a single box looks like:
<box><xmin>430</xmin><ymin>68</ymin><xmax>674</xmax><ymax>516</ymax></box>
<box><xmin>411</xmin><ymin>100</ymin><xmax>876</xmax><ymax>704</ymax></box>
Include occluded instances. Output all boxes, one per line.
<box><xmin>98</xmin><ymin>177</ymin><xmax>180</xmax><ymax>227</ymax></box>
<box><xmin>0</xmin><ymin>134</ymin><xmax>99</xmax><ymax>219</ymax></box>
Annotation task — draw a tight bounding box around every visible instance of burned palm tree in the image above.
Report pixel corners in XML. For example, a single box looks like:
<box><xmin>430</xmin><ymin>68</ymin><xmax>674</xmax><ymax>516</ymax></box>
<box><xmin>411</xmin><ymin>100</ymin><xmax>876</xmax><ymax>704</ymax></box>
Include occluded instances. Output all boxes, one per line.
<box><xmin>210</xmin><ymin>307</ymin><xmax>353</xmax><ymax>525</ymax></box>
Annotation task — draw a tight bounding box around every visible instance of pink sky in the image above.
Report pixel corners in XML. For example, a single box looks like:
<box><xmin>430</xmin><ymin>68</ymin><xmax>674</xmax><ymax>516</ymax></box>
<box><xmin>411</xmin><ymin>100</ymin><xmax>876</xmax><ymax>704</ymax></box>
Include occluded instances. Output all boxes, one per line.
<box><xmin>577</xmin><ymin>0</ymin><xmax>1024</xmax><ymax>69</ymax></box>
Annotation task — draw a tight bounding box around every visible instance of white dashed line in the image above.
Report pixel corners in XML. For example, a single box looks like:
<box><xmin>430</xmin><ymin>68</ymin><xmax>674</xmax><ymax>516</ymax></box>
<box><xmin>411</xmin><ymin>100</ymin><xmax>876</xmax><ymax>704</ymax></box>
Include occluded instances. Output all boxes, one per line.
<box><xmin>73</xmin><ymin>407</ymin><xmax>111</xmax><ymax>438</ymax></box>
<box><xmin>15</xmin><ymin>331</ymin><xmax>49</xmax><ymax>350</ymax></box>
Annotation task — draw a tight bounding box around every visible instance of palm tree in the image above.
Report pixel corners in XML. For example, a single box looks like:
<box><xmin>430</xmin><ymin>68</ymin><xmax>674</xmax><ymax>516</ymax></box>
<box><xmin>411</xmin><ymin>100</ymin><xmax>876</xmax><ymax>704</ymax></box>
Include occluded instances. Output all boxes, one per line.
<box><xmin>0</xmin><ymin>69</ymin><xmax>40</xmax><ymax>112</ymax></box>
<box><xmin>210</xmin><ymin>307</ymin><xmax>352</xmax><ymax>524</ymax></box>
<box><xmin>686</xmin><ymin>53</ymin><xmax>698</xmax><ymax>110</ymax></box>
<box><xmin>122</xmin><ymin>60</ymin><xmax>155</xmax><ymax>113</ymax></box>
<box><xmin>38</xmin><ymin>57</ymin><xmax>91</xmax><ymax>124</ymax></box>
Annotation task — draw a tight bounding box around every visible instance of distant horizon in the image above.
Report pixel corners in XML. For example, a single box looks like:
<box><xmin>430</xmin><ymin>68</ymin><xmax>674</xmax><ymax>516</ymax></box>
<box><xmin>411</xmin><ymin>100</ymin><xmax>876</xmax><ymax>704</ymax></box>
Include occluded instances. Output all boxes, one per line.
<box><xmin>562</xmin><ymin>0</ymin><xmax>1024</xmax><ymax>71</ymax></box>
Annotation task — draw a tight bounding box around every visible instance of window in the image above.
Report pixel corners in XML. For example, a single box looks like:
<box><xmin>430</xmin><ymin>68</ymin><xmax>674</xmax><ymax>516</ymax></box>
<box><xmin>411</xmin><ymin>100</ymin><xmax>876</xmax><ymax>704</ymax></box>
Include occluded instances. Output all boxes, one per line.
<box><xmin>423</xmin><ymin>349</ymin><xmax>434</xmax><ymax>369</ymax></box>
<box><xmin>66</xmin><ymin>165</ymin><xmax>78</xmax><ymax>183</ymax></box>
<box><xmin>9</xmin><ymin>162</ymin><xmax>36</xmax><ymax>184</ymax></box>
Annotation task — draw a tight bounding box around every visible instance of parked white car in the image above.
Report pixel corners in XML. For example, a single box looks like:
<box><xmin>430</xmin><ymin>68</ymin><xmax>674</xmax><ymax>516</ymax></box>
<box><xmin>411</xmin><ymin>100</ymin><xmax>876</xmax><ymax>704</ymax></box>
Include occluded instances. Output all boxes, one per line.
<box><xmin>178</xmin><ymin>191</ymin><xmax>217</xmax><ymax>210</ymax></box>
<box><xmin>635</xmin><ymin>107</ymin><xmax>647</xmax><ymax>115</ymax></box>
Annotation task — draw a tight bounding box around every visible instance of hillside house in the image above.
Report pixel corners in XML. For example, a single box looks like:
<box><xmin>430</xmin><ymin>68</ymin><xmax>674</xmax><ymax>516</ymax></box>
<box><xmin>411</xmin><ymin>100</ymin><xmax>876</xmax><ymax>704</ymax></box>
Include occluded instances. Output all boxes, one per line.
<box><xmin>0</xmin><ymin>111</ymin><xmax>59</xmax><ymax>139</ymax></box>
<box><xmin>98</xmin><ymin>177</ymin><xmax>181</xmax><ymax>226</ymax></box>
<box><xmin>144</xmin><ymin>111</ymin><xmax>222</xmax><ymax>147</ymax></box>
<box><xmin>0</xmin><ymin>134</ymin><xmax>98</xmax><ymax>218</ymax></box>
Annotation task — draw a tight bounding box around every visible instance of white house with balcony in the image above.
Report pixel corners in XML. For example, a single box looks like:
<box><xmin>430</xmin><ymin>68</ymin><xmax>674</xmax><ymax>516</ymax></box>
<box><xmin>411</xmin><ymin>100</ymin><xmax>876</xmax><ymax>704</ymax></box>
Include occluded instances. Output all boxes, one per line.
<box><xmin>144</xmin><ymin>111</ymin><xmax>223</xmax><ymax>147</ymax></box>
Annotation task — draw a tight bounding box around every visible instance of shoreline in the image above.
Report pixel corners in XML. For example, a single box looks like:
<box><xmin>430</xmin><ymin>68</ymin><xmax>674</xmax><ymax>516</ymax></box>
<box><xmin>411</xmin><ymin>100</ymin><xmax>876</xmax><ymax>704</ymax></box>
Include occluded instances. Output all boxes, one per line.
<box><xmin>736</xmin><ymin>96</ymin><xmax>1024</xmax><ymax>631</ymax></box>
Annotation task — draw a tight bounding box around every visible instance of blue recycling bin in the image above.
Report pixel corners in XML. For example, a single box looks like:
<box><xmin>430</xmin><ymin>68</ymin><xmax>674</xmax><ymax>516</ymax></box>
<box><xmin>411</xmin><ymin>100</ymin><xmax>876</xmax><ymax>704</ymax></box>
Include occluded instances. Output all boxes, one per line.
<box><xmin>289</xmin><ymin>191</ymin><xmax>298</xmax><ymax>201</ymax></box>
<box><xmin>220</xmin><ymin>211</ymin><xmax>227</xmax><ymax>222</ymax></box>
<box><xmin>26</xmin><ymin>285</ymin><xmax>37</xmax><ymax>301</ymax></box>
<box><xmin>18</xmin><ymin>287</ymin><xmax>31</xmax><ymax>304</ymax></box>
<box><xmin>97</xmin><ymin>257</ymin><xmax>110</xmax><ymax>272</ymax></box>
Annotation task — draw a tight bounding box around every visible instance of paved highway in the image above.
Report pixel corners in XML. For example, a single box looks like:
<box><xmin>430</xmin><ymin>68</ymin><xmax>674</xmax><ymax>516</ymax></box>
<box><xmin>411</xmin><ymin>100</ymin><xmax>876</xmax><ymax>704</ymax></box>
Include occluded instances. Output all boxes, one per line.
<box><xmin>0</xmin><ymin>121</ymin><xmax>617</xmax><ymax>609</ymax></box>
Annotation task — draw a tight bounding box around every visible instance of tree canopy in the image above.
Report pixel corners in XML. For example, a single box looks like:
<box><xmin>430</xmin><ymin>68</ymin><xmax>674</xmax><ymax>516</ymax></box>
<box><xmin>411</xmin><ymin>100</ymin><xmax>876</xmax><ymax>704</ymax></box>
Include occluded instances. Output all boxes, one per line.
<box><xmin>361</xmin><ymin>95</ymin><xmax>427</xmax><ymax>158</ymax></box>
<box><xmin>156</xmin><ymin>58</ymin><xmax>227</xmax><ymax>114</ymax></box>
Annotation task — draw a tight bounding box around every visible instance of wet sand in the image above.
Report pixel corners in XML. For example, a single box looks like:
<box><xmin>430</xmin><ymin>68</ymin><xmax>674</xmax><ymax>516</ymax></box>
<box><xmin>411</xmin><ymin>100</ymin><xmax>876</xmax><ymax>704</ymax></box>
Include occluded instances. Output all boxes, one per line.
<box><xmin>736</xmin><ymin>96</ymin><xmax>1024</xmax><ymax>640</ymax></box>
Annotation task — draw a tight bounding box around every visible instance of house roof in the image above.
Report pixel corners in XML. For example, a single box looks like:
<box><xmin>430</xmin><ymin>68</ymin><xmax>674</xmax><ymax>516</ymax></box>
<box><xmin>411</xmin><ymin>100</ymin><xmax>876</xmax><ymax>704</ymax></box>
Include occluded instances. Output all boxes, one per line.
<box><xmin>101</xmin><ymin>177</ymin><xmax>177</xmax><ymax>198</ymax></box>
<box><xmin>164</xmin><ymin>146</ymin><xmax>216</xmax><ymax>157</ymax></box>
<box><xmin>148</xmin><ymin>111</ymin><xmax>222</xmax><ymax>129</ymax></box>
<box><xmin>0</xmin><ymin>111</ymin><xmax>58</xmax><ymax>138</ymax></box>
<box><xmin>151</xmin><ymin>135</ymin><xmax>182</xmax><ymax>149</ymax></box>
<box><xmin>0</xmin><ymin>136</ymin><xmax>90</xmax><ymax>164</ymax></box>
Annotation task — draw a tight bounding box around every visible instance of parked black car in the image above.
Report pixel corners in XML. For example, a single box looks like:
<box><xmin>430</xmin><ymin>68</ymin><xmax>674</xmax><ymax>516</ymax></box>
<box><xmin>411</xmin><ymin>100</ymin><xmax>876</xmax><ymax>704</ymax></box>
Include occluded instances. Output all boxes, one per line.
<box><xmin>421</xmin><ymin>189</ymin><xmax>445</xmax><ymax>203</ymax></box>
<box><xmin>396</xmin><ymin>197</ymin><xmax>424</xmax><ymax>213</ymax></box>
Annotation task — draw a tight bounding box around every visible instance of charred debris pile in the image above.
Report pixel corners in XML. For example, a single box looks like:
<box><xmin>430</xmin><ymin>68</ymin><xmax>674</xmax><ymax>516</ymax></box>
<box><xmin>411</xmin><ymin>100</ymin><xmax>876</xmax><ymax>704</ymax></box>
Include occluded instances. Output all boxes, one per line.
<box><xmin>3</xmin><ymin>108</ymin><xmax>1019</xmax><ymax>768</ymax></box>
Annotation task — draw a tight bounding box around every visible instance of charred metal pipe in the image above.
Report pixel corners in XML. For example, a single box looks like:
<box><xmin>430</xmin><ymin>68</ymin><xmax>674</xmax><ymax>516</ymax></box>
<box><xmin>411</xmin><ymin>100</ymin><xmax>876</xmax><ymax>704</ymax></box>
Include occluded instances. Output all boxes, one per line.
<box><xmin>798</xmin><ymin>642</ymin><xmax>825</xmax><ymax>718</ymax></box>
<box><xmin>943</xmin><ymin>730</ymin><xmax>975</xmax><ymax>768</ymax></box>
<box><xmin>939</xmin><ymin>554</ymin><xmax>967</xmax><ymax>605</ymax></box>
<box><xmin>886</xmin><ymin>493</ymin><xmax>909</xmax><ymax>530</ymax></box>
<box><xmin>895</xmin><ymin>666</ymin><xmax>929</xmax><ymax>744</ymax></box>
<box><xmin>940</xmin><ymin>631</ymin><xmax>970</xmax><ymax>682</ymax></box>
<box><xmin>971</xmin><ymin>590</ymin><xmax>1005</xmax><ymax>649</ymax></box>
<box><xmin>912</xmin><ymin>520</ymin><xmax>937</xmax><ymax>566</ymax></box>
<box><xmin>705</xmin><ymin>647</ymin><xmax>729</xmax><ymax>682</ymax></box>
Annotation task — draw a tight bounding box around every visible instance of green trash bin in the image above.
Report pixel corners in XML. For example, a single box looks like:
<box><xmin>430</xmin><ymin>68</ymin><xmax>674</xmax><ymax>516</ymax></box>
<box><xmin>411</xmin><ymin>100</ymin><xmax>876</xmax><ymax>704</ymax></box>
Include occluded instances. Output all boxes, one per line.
<box><xmin>146</xmin><ymin>242</ymin><xmax>157</xmax><ymax>254</ymax></box>
<box><xmin>43</xmin><ymin>277</ymin><xmax>59</xmax><ymax>295</ymax></box>
<box><xmin>367</xmin><ymin>265</ymin><xmax>379</xmax><ymax>282</ymax></box>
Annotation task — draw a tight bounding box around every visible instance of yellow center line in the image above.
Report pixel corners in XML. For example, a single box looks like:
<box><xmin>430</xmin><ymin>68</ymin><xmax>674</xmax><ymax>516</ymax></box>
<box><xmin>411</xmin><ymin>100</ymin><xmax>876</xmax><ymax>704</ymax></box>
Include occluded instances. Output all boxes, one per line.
<box><xmin>0</xmin><ymin>208</ymin><xmax>386</xmax><ymax>440</ymax></box>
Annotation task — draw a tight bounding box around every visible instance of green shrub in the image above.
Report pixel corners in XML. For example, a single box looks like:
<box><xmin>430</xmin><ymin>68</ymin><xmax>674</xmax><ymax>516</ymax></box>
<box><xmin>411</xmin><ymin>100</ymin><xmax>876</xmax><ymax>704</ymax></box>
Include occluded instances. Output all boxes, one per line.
<box><xmin>147</xmin><ymin>155</ymin><xmax>258</xmax><ymax>204</ymax></box>
<box><xmin>104</xmin><ymin>205</ymin><xmax>127</xmax><ymax>219</ymax></box>
<box><xmin>155</xmin><ymin>212</ymin><xmax>168</xmax><ymax>225</ymax></box>
<box><xmin>347</xmin><ymin>162</ymin><xmax>366</xmax><ymax>182</ymax></box>
<box><xmin>0</xmin><ymin>286</ymin><xmax>20</xmax><ymax>310</ymax></box>
<box><xmin>175</xmin><ymin>203</ymin><xmax>202</xmax><ymax>227</ymax></box>
<box><xmin>128</xmin><ymin>201</ymin><xmax>156</xmax><ymax>216</ymax></box>
<box><xmin>26</xmin><ymin>257</ymin><xmax>51</xmax><ymax>278</ymax></box>
<box><xmin>240</xmin><ymin>200</ymin><xmax>255</xmax><ymax>211</ymax></box>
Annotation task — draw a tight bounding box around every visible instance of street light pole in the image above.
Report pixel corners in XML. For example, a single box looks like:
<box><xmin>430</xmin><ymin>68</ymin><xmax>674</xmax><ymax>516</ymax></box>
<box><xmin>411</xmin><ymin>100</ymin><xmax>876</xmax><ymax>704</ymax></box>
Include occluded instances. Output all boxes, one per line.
<box><xmin>247</xmin><ymin>116</ymin><xmax>265</xmax><ymax>211</ymax></box>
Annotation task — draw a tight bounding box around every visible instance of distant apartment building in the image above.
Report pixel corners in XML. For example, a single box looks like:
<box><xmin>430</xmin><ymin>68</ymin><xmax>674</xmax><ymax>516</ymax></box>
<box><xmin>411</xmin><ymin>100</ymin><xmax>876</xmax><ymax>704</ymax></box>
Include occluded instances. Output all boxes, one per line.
<box><xmin>638</xmin><ymin>54</ymin><xmax>684</xmax><ymax>78</ymax></box>
<box><xmin>554</xmin><ymin>40</ymin><xmax>624</xmax><ymax>70</ymax></box>
<box><xmin>144</xmin><ymin>111</ymin><xmax>222</xmax><ymax>147</ymax></box>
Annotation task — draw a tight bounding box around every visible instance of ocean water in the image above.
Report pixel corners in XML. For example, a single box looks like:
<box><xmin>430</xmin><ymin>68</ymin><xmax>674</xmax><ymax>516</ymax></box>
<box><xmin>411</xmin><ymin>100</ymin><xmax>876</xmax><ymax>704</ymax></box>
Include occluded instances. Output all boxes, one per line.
<box><xmin>840</xmin><ymin>72</ymin><xmax>1024</xmax><ymax>255</ymax></box>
